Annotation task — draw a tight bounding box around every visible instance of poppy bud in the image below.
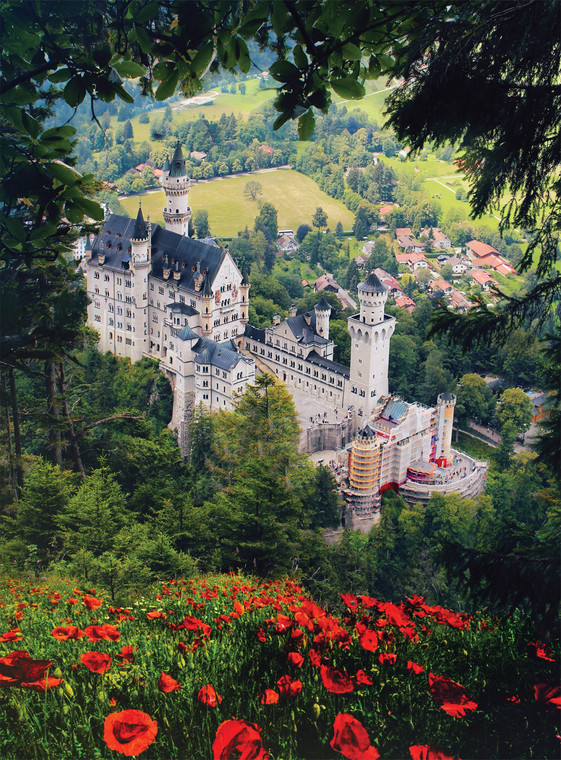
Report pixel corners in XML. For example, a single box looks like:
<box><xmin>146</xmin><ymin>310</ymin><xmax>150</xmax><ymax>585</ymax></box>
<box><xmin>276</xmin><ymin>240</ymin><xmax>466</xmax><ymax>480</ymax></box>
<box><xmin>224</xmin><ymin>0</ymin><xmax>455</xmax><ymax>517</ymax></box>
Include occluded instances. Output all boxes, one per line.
<box><xmin>178</xmin><ymin>655</ymin><xmax>185</xmax><ymax>669</ymax></box>
<box><xmin>312</xmin><ymin>703</ymin><xmax>321</xmax><ymax>720</ymax></box>
<box><xmin>98</xmin><ymin>691</ymin><xmax>106</xmax><ymax>702</ymax></box>
<box><xmin>63</xmin><ymin>705</ymin><xmax>70</xmax><ymax>715</ymax></box>
<box><xmin>53</xmin><ymin>667</ymin><xmax>63</xmax><ymax>679</ymax></box>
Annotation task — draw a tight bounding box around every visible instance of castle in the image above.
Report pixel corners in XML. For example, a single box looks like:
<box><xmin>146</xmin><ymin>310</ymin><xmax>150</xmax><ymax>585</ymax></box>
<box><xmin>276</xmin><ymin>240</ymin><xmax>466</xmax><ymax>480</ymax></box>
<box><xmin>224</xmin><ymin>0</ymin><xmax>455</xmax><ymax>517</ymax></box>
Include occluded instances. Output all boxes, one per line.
<box><xmin>85</xmin><ymin>143</ymin><xmax>486</xmax><ymax>526</ymax></box>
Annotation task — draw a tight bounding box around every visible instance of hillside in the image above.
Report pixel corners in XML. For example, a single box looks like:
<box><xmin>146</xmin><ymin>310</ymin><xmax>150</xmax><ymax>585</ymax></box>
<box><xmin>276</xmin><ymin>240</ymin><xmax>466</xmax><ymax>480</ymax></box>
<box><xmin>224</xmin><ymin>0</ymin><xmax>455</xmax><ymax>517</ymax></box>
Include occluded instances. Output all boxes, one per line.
<box><xmin>120</xmin><ymin>169</ymin><xmax>355</xmax><ymax>236</ymax></box>
<box><xmin>0</xmin><ymin>574</ymin><xmax>558</xmax><ymax>760</ymax></box>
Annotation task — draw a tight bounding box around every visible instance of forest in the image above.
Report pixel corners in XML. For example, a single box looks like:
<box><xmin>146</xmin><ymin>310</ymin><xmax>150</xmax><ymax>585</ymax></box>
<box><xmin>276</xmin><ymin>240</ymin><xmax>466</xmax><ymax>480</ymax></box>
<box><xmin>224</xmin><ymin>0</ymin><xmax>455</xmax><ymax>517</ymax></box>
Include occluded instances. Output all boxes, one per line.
<box><xmin>1</xmin><ymin>0</ymin><xmax>559</xmax><ymax>634</ymax></box>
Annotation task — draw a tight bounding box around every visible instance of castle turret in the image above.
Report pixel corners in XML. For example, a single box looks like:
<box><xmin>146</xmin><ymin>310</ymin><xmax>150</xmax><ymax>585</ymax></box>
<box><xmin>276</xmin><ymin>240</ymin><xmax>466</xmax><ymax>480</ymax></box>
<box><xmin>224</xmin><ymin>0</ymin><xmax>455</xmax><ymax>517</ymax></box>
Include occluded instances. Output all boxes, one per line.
<box><xmin>239</xmin><ymin>266</ymin><xmax>250</xmax><ymax>324</ymax></box>
<box><xmin>161</xmin><ymin>142</ymin><xmax>192</xmax><ymax>236</ymax></box>
<box><xmin>130</xmin><ymin>204</ymin><xmax>150</xmax><ymax>268</ymax></box>
<box><xmin>344</xmin><ymin>273</ymin><xmax>395</xmax><ymax>417</ymax></box>
<box><xmin>343</xmin><ymin>423</ymin><xmax>383</xmax><ymax>530</ymax></box>
<box><xmin>314</xmin><ymin>296</ymin><xmax>332</xmax><ymax>340</ymax></box>
<box><xmin>436</xmin><ymin>391</ymin><xmax>456</xmax><ymax>467</ymax></box>
<box><xmin>201</xmin><ymin>275</ymin><xmax>213</xmax><ymax>336</ymax></box>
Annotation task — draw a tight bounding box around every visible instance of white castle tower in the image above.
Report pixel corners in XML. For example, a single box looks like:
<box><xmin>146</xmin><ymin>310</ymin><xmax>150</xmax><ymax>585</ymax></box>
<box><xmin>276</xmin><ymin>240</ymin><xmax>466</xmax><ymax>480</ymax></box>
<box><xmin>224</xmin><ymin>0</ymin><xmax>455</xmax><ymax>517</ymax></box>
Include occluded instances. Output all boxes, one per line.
<box><xmin>436</xmin><ymin>391</ymin><xmax>456</xmax><ymax>467</ymax></box>
<box><xmin>344</xmin><ymin>272</ymin><xmax>395</xmax><ymax>417</ymax></box>
<box><xmin>129</xmin><ymin>204</ymin><xmax>151</xmax><ymax>361</ymax></box>
<box><xmin>161</xmin><ymin>142</ymin><xmax>192</xmax><ymax>236</ymax></box>
<box><xmin>314</xmin><ymin>296</ymin><xmax>331</xmax><ymax>339</ymax></box>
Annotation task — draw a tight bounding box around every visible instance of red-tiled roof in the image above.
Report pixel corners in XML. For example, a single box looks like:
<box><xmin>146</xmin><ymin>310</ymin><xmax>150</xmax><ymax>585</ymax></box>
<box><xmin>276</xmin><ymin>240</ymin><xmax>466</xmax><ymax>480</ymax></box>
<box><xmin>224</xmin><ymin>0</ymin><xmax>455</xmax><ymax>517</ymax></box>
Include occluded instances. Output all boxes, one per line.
<box><xmin>466</xmin><ymin>240</ymin><xmax>500</xmax><ymax>257</ymax></box>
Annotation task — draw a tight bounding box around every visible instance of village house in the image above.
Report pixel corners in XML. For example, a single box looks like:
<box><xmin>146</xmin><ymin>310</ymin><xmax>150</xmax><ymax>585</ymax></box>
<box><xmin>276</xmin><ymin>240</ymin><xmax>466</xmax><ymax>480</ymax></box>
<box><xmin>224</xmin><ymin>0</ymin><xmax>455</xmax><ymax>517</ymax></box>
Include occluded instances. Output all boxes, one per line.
<box><xmin>429</xmin><ymin>278</ymin><xmax>453</xmax><ymax>295</ymax></box>
<box><xmin>420</xmin><ymin>227</ymin><xmax>452</xmax><ymax>249</ymax></box>
<box><xmin>470</xmin><ymin>269</ymin><xmax>497</xmax><ymax>291</ymax></box>
<box><xmin>448</xmin><ymin>290</ymin><xmax>472</xmax><ymax>312</ymax></box>
<box><xmin>314</xmin><ymin>273</ymin><xmax>357</xmax><ymax>310</ymax></box>
<box><xmin>395</xmin><ymin>251</ymin><xmax>429</xmax><ymax>271</ymax></box>
<box><xmin>373</xmin><ymin>268</ymin><xmax>402</xmax><ymax>298</ymax></box>
<box><xmin>395</xmin><ymin>227</ymin><xmax>426</xmax><ymax>253</ymax></box>
<box><xmin>277</xmin><ymin>232</ymin><xmax>299</xmax><ymax>255</ymax></box>
<box><xmin>394</xmin><ymin>294</ymin><xmax>416</xmax><ymax>313</ymax></box>
<box><xmin>446</xmin><ymin>255</ymin><xmax>470</xmax><ymax>275</ymax></box>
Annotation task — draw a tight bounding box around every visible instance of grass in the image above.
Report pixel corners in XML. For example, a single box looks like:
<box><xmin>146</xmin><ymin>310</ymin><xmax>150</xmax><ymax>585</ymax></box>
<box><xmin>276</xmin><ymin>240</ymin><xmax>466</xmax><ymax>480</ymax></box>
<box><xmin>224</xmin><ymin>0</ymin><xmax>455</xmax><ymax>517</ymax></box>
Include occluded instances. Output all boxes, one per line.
<box><xmin>454</xmin><ymin>431</ymin><xmax>497</xmax><ymax>466</ymax></box>
<box><xmin>130</xmin><ymin>79</ymin><xmax>274</xmax><ymax>143</ymax></box>
<box><xmin>121</xmin><ymin>169</ymin><xmax>355</xmax><ymax>237</ymax></box>
<box><xmin>1</xmin><ymin>574</ymin><xmax>558</xmax><ymax>760</ymax></box>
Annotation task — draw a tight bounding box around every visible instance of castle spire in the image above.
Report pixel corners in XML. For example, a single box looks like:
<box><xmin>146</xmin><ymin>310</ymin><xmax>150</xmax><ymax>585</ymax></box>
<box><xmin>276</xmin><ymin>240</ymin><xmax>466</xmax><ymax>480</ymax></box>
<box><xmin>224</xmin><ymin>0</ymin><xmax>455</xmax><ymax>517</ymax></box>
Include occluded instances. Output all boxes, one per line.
<box><xmin>132</xmin><ymin>203</ymin><xmax>147</xmax><ymax>240</ymax></box>
<box><xmin>169</xmin><ymin>141</ymin><xmax>187</xmax><ymax>178</ymax></box>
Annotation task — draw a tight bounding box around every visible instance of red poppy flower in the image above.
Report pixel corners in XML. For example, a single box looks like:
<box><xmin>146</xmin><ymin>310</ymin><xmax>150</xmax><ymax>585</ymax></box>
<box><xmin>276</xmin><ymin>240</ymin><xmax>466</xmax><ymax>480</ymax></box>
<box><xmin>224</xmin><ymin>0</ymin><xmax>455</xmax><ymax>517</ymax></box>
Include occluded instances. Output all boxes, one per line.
<box><xmin>428</xmin><ymin>672</ymin><xmax>477</xmax><ymax>718</ymax></box>
<box><xmin>409</xmin><ymin>745</ymin><xmax>457</xmax><ymax>760</ymax></box>
<box><xmin>116</xmin><ymin>646</ymin><xmax>136</xmax><ymax>665</ymax></box>
<box><xmin>146</xmin><ymin>610</ymin><xmax>167</xmax><ymax>620</ymax></box>
<box><xmin>534</xmin><ymin>682</ymin><xmax>561</xmax><ymax>710</ymax></box>
<box><xmin>20</xmin><ymin>676</ymin><xmax>63</xmax><ymax>692</ymax></box>
<box><xmin>84</xmin><ymin>624</ymin><xmax>120</xmax><ymax>642</ymax></box>
<box><xmin>52</xmin><ymin>626</ymin><xmax>84</xmax><ymax>641</ymax></box>
<box><xmin>309</xmin><ymin>649</ymin><xmax>321</xmax><ymax>667</ymax></box>
<box><xmin>259</xmin><ymin>689</ymin><xmax>279</xmax><ymax>705</ymax></box>
<box><xmin>158</xmin><ymin>672</ymin><xmax>182</xmax><ymax>693</ymax></box>
<box><xmin>340</xmin><ymin>593</ymin><xmax>360</xmax><ymax>611</ymax></box>
<box><xmin>330</xmin><ymin>713</ymin><xmax>380</xmax><ymax>760</ymax></box>
<box><xmin>276</xmin><ymin>674</ymin><xmax>302</xmax><ymax>698</ymax></box>
<box><xmin>359</xmin><ymin>629</ymin><xmax>379</xmax><ymax>652</ymax></box>
<box><xmin>83</xmin><ymin>594</ymin><xmax>102</xmax><ymax>611</ymax></box>
<box><xmin>0</xmin><ymin>650</ymin><xmax>52</xmax><ymax>683</ymax></box>
<box><xmin>355</xmin><ymin>669</ymin><xmax>373</xmax><ymax>686</ymax></box>
<box><xmin>182</xmin><ymin>616</ymin><xmax>212</xmax><ymax>637</ymax></box>
<box><xmin>287</xmin><ymin>651</ymin><xmax>304</xmax><ymax>668</ymax></box>
<box><xmin>80</xmin><ymin>651</ymin><xmax>112</xmax><ymax>674</ymax></box>
<box><xmin>275</xmin><ymin>614</ymin><xmax>293</xmax><ymax>633</ymax></box>
<box><xmin>407</xmin><ymin>661</ymin><xmax>425</xmax><ymax>674</ymax></box>
<box><xmin>213</xmin><ymin>719</ymin><xmax>268</xmax><ymax>760</ymax></box>
<box><xmin>528</xmin><ymin>641</ymin><xmax>556</xmax><ymax>662</ymax></box>
<box><xmin>378</xmin><ymin>652</ymin><xmax>397</xmax><ymax>665</ymax></box>
<box><xmin>103</xmin><ymin>709</ymin><xmax>158</xmax><ymax>757</ymax></box>
<box><xmin>0</xmin><ymin>628</ymin><xmax>22</xmax><ymax>643</ymax></box>
<box><xmin>198</xmin><ymin>684</ymin><xmax>222</xmax><ymax>707</ymax></box>
<box><xmin>320</xmin><ymin>665</ymin><xmax>354</xmax><ymax>694</ymax></box>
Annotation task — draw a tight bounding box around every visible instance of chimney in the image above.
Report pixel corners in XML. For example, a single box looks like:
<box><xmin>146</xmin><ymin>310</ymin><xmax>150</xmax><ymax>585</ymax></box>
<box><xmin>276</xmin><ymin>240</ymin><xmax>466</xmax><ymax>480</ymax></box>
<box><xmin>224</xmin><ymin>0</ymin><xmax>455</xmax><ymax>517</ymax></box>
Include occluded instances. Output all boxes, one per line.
<box><xmin>162</xmin><ymin>254</ymin><xmax>170</xmax><ymax>280</ymax></box>
<box><xmin>272</xmin><ymin>314</ymin><xmax>281</xmax><ymax>326</ymax></box>
<box><xmin>173</xmin><ymin>260</ymin><xmax>180</xmax><ymax>280</ymax></box>
<box><xmin>289</xmin><ymin>304</ymin><xmax>297</xmax><ymax>317</ymax></box>
<box><xmin>98</xmin><ymin>252</ymin><xmax>105</xmax><ymax>266</ymax></box>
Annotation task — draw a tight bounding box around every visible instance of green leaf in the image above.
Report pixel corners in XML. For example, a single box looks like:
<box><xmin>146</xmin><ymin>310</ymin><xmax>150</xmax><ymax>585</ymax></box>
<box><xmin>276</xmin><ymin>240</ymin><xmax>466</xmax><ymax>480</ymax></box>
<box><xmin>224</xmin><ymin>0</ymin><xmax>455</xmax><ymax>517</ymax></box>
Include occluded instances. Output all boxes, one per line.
<box><xmin>0</xmin><ymin>84</ymin><xmax>36</xmax><ymax>105</ymax></box>
<box><xmin>293</xmin><ymin>45</ymin><xmax>308</xmax><ymax>69</ymax></box>
<box><xmin>153</xmin><ymin>61</ymin><xmax>173</xmax><ymax>81</ymax></box>
<box><xmin>114</xmin><ymin>84</ymin><xmax>135</xmax><ymax>103</ymax></box>
<box><xmin>21</xmin><ymin>112</ymin><xmax>41</xmax><ymax>139</ymax></box>
<box><xmin>239</xmin><ymin>2</ymin><xmax>269</xmax><ymax>36</ymax></box>
<box><xmin>135</xmin><ymin>1</ymin><xmax>158</xmax><ymax>24</ymax></box>
<box><xmin>63</xmin><ymin>76</ymin><xmax>86</xmax><ymax>107</ymax></box>
<box><xmin>297</xmin><ymin>110</ymin><xmax>315</xmax><ymax>140</ymax></box>
<box><xmin>74</xmin><ymin>197</ymin><xmax>104</xmax><ymax>220</ymax></box>
<box><xmin>48</xmin><ymin>68</ymin><xmax>73</xmax><ymax>84</ymax></box>
<box><xmin>64</xmin><ymin>200</ymin><xmax>84</xmax><ymax>224</ymax></box>
<box><xmin>236</xmin><ymin>38</ymin><xmax>251</xmax><ymax>74</ymax></box>
<box><xmin>269</xmin><ymin>60</ymin><xmax>300</xmax><ymax>82</ymax></box>
<box><xmin>134</xmin><ymin>26</ymin><xmax>152</xmax><ymax>54</ymax></box>
<box><xmin>112</xmin><ymin>60</ymin><xmax>146</xmax><ymax>79</ymax></box>
<box><xmin>191</xmin><ymin>42</ymin><xmax>214</xmax><ymax>75</ymax></box>
<box><xmin>41</xmin><ymin>126</ymin><xmax>76</xmax><ymax>140</ymax></box>
<box><xmin>2</xmin><ymin>215</ymin><xmax>27</xmax><ymax>242</ymax></box>
<box><xmin>45</xmin><ymin>162</ymin><xmax>81</xmax><ymax>186</ymax></box>
<box><xmin>155</xmin><ymin>70</ymin><xmax>179</xmax><ymax>101</ymax></box>
<box><xmin>271</xmin><ymin>2</ymin><xmax>291</xmax><ymax>35</ymax></box>
<box><xmin>2</xmin><ymin>106</ymin><xmax>24</xmax><ymax>131</ymax></box>
<box><xmin>273</xmin><ymin>111</ymin><xmax>292</xmax><ymax>131</ymax></box>
<box><xmin>342</xmin><ymin>42</ymin><xmax>363</xmax><ymax>61</ymax></box>
<box><xmin>330</xmin><ymin>76</ymin><xmax>365</xmax><ymax>99</ymax></box>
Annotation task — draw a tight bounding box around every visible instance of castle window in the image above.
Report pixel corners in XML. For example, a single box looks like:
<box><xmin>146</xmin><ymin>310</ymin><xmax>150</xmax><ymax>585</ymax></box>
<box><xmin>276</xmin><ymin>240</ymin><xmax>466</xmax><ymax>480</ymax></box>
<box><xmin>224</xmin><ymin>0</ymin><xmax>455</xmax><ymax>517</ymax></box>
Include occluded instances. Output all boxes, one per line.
<box><xmin>159</xmin><ymin>287</ymin><xmax>164</xmax><ymax>295</ymax></box>
<box><xmin>125</xmin><ymin>280</ymin><xmax>132</xmax><ymax>288</ymax></box>
<box><xmin>359</xmin><ymin>390</ymin><xmax>365</xmax><ymax>397</ymax></box>
<box><xmin>313</xmin><ymin>370</ymin><xmax>318</xmax><ymax>378</ymax></box>
<box><xmin>125</xmin><ymin>337</ymin><xmax>132</xmax><ymax>345</ymax></box>
<box><xmin>104</xmin><ymin>274</ymin><xmax>110</xmax><ymax>281</ymax></box>
<box><xmin>109</xmin><ymin>332</ymin><xmax>113</xmax><ymax>339</ymax></box>
<box><xmin>143</xmin><ymin>293</ymin><xmax>147</xmax><ymax>300</ymax></box>
<box><xmin>94</xmin><ymin>314</ymin><xmax>101</xmax><ymax>322</ymax></box>
<box><xmin>150</xmin><ymin>283</ymin><xmax>154</xmax><ymax>290</ymax></box>
<box><xmin>117</xmin><ymin>278</ymin><xmax>122</xmax><ymax>285</ymax></box>
<box><xmin>352</xmin><ymin>387</ymin><xmax>357</xmax><ymax>394</ymax></box>
<box><xmin>94</xmin><ymin>272</ymin><xmax>99</xmax><ymax>279</ymax></box>
<box><xmin>168</xmin><ymin>290</ymin><xmax>174</xmax><ymax>298</ymax></box>
<box><xmin>109</xmin><ymin>318</ymin><xmax>114</xmax><ymax>326</ymax></box>
<box><xmin>94</xmin><ymin>286</ymin><xmax>99</xmax><ymax>294</ymax></box>
<box><xmin>371</xmin><ymin>390</ymin><xmax>376</xmax><ymax>397</ymax></box>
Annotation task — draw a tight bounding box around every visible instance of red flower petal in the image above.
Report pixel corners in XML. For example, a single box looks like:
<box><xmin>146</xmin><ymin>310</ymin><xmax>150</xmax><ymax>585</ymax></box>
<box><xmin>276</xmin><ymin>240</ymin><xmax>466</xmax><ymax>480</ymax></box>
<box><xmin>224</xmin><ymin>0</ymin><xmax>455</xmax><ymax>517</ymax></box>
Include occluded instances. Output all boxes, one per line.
<box><xmin>428</xmin><ymin>672</ymin><xmax>477</xmax><ymax>718</ymax></box>
<box><xmin>409</xmin><ymin>744</ymin><xmax>457</xmax><ymax>760</ymax></box>
<box><xmin>534</xmin><ymin>682</ymin><xmax>561</xmax><ymax>709</ymax></box>
<box><xmin>212</xmin><ymin>719</ymin><xmax>268</xmax><ymax>760</ymax></box>
<box><xmin>198</xmin><ymin>684</ymin><xmax>222</xmax><ymax>707</ymax></box>
<box><xmin>158</xmin><ymin>672</ymin><xmax>182</xmax><ymax>693</ymax></box>
<box><xmin>259</xmin><ymin>689</ymin><xmax>279</xmax><ymax>705</ymax></box>
<box><xmin>103</xmin><ymin>710</ymin><xmax>157</xmax><ymax>757</ymax></box>
<box><xmin>320</xmin><ymin>665</ymin><xmax>354</xmax><ymax>694</ymax></box>
<box><xmin>80</xmin><ymin>651</ymin><xmax>111</xmax><ymax>674</ymax></box>
<box><xmin>330</xmin><ymin>713</ymin><xmax>380</xmax><ymax>760</ymax></box>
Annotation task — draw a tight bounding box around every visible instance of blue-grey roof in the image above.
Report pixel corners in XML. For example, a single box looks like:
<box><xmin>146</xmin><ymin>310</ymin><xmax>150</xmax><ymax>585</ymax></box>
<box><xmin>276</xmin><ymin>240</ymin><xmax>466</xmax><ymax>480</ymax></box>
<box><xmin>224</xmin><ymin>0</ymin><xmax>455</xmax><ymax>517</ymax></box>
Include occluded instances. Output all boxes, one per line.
<box><xmin>285</xmin><ymin>312</ymin><xmax>328</xmax><ymax>345</ymax></box>
<box><xmin>169</xmin><ymin>142</ymin><xmax>187</xmax><ymax>178</ymax></box>
<box><xmin>175</xmin><ymin>324</ymin><xmax>199</xmax><ymax>341</ymax></box>
<box><xmin>305</xmin><ymin>350</ymin><xmax>350</xmax><ymax>379</ymax></box>
<box><xmin>90</xmin><ymin>214</ymin><xmax>225</xmax><ymax>292</ymax></box>
<box><xmin>358</xmin><ymin>272</ymin><xmax>386</xmax><ymax>293</ymax></box>
<box><xmin>167</xmin><ymin>302</ymin><xmax>199</xmax><ymax>315</ymax></box>
<box><xmin>359</xmin><ymin>423</ymin><xmax>376</xmax><ymax>439</ymax></box>
<box><xmin>315</xmin><ymin>296</ymin><xmax>332</xmax><ymax>312</ymax></box>
<box><xmin>132</xmin><ymin>205</ymin><xmax>147</xmax><ymax>240</ymax></box>
<box><xmin>244</xmin><ymin>325</ymin><xmax>266</xmax><ymax>342</ymax></box>
<box><xmin>193</xmin><ymin>336</ymin><xmax>244</xmax><ymax>370</ymax></box>
<box><xmin>381</xmin><ymin>398</ymin><xmax>408</xmax><ymax>422</ymax></box>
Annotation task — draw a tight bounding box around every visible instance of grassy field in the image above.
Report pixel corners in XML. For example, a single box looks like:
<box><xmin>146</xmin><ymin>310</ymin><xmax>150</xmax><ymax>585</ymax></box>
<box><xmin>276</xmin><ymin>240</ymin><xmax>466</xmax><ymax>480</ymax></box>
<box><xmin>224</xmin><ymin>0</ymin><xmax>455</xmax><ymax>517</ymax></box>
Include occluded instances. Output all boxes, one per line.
<box><xmin>130</xmin><ymin>79</ymin><xmax>274</xmax><ymax>143</ymax></box>
<box><xmin>454</xmin><ymin>431</ymin><xmax>497</xmax><ymax>467</ymax></box>
<box><xmin>334</xmin><ymin>80</ymin><xmax>393</xmax><ymax>126</ymax></box>
<box><xmin>121</xmin><ymin>169</ymin><xmax>355</xmax><ymax>236</ymax></box>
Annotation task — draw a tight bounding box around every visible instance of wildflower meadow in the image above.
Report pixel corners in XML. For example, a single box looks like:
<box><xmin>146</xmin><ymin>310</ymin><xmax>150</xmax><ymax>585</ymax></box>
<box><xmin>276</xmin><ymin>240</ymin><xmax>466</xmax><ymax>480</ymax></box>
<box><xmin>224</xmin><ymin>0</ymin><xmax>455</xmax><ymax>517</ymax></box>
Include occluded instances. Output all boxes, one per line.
<box><xmin>0</xmin><ymin>574</ymin><xmax>558</xmax><ymax>759</ymax></box>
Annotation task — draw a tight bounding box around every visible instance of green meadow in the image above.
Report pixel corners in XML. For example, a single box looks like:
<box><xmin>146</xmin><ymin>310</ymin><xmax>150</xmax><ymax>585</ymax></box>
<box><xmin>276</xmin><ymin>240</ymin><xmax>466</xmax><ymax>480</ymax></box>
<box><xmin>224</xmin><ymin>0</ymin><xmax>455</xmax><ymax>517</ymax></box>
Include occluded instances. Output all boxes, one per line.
<box><xmin>120</xmin><ymin>169</ymin><xmax>355</xmax><ymax>236</ymax></box>
<box><xmin>130</xmin><ymin>79</ymin><xmax>274</xmax><ymax>143</ymax></box>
